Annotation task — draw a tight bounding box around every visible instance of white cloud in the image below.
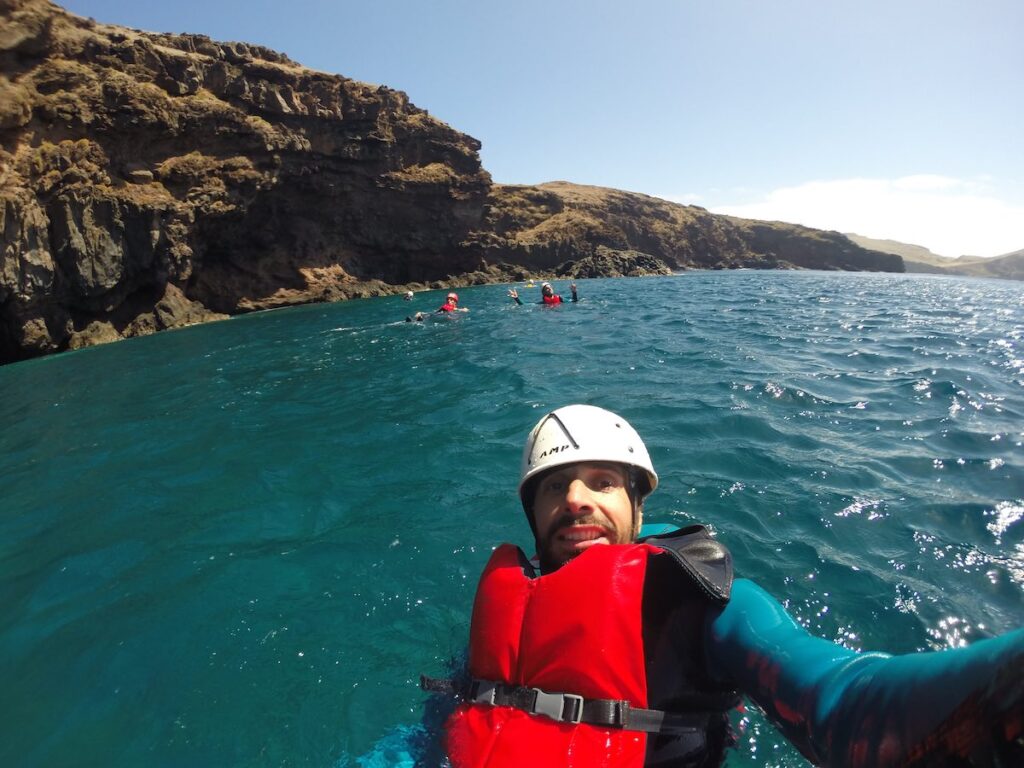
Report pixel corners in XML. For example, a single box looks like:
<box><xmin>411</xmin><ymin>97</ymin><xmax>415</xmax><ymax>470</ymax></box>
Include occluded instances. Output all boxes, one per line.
<box><xmin>670</xmin><ymin>177</ymin><xmax>1023</xmax><ymax>258</ymax></box>
<box><xmin>892</xmin><ymin>174</ymin><xmax>960</xmax><ymax>192</ymax></box>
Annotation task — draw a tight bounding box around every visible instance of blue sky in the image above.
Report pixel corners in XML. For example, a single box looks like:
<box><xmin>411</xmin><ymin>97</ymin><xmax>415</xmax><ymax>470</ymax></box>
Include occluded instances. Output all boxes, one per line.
<box><xmin>59</xmin><ymin>0</ymin><xmax>1023</xmax><ymax>258</ymax></box>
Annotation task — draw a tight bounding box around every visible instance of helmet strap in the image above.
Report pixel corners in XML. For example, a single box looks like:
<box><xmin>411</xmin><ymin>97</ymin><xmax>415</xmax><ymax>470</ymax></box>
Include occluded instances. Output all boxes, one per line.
<box><xmin>626</xmin><ymin>466</ymin><xmax>644</xmax><ymax>541</ymax></box>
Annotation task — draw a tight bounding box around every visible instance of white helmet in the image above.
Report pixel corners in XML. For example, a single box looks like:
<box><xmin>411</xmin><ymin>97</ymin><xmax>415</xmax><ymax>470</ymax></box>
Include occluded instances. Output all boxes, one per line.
<box><xmin>518</xmin><ymin>404</ymin><xmax>658</xmax><ymax>513</ymax></box>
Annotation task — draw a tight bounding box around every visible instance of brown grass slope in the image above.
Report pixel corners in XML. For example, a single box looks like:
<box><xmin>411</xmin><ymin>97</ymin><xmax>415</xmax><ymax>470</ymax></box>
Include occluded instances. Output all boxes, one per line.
<box><xmin>469</xmin><ymin>182</ymin><xmax>901</xmax><ymax>274</ymax></box>
<box><xmin>846</xmin><ymin>234</ymin><xmax>1024</xmax><ymax>280</ymax></box>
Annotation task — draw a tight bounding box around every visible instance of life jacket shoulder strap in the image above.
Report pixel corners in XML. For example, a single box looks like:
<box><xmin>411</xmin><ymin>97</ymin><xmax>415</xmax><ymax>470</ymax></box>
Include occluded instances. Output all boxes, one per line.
<box><xmin>640</xmin><ymin>524</ymin><xmax>734</xmax><ymax>602</ymax></box>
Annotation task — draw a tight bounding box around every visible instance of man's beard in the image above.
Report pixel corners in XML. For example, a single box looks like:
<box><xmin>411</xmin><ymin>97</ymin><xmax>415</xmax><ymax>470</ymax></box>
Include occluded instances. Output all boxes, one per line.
<box><xmin>536</xmin><ymin>512</ymin><xmax>635</xmax><ymax>575</ymax></box>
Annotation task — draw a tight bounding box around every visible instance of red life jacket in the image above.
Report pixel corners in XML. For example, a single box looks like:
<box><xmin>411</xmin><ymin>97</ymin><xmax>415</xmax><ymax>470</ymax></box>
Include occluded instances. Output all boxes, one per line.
<box><xmin>444</xmin><ymin>543</ymin><xmax>659</xmax><ymax>768</ymax></box>
<box><xmin>542</xmin><ymin>294</ymin><xmax>563</xmax><ymax>305</ymax></box>
<box><xmin>439</xmin><ymin>302</ymin><xmax>456</xmax><ymax>312</ymax></box>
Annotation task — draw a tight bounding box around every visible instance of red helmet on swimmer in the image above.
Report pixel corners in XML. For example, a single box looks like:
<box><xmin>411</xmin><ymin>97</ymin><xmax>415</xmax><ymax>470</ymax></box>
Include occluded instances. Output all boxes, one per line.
<box><xmin>518</xmin><ymin>405</ymin><xmax>658</xmax><ymax>523</ymax></box>
<box><xmin>447</xmin><ymin>292</ymin><xmax>458</xmax><ymax>302</ymax></box>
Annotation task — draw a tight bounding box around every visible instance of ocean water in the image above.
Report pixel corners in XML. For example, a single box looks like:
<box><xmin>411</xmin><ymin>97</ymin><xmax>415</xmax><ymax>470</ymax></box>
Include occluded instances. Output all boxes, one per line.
<box><xmin>1</xmin><ymin>271</ymin><xmax>1022</xmax><ymax>767</ymax></box>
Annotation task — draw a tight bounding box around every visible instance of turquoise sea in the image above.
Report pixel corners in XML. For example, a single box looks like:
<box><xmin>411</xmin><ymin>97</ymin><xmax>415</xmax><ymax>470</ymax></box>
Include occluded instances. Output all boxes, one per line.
<box><xmin>1</xmin><ymin>271</ymin><xmax>1022</xmax><ymax>767</ymax></box>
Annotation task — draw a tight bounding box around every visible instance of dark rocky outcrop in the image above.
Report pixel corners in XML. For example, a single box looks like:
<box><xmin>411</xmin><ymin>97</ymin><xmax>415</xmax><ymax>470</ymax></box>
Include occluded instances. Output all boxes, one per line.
<box><xmin>1</xmin><ymin>0</ymin><xmax>904</xmax><ymax>365</ymax></box>
<box><xmin>556</xmin><ymin>246</ymin><xmax>673</xmax><ymax>279</ymax></box>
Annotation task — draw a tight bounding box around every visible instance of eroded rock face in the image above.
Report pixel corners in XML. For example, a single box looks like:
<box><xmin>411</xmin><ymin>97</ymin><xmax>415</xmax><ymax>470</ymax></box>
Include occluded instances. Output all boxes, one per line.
<box><xmin>466</xmin><ymin>181</ymin><xmax>903</xmax><ymax>276</ymax></box>
<box><xmin>0</xmin><ymin>1</ymin><xmax>903</xmax><ymax>365</ymax></box>
<box><xmin>0</xmin><ymin>0</ymin><xmax>490</xmax><ymax>362</ymax></box>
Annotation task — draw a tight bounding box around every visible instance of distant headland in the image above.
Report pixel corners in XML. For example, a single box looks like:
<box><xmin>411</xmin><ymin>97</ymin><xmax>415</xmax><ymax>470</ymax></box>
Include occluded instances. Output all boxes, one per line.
<box><xmin>1</xmin><ymin>0</ymin><xmax>913</xmax><ymax>363</ymax></box>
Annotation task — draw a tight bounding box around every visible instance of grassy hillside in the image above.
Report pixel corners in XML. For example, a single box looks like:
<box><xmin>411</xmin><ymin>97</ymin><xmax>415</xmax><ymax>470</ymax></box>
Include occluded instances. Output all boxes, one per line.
<box><xmin>845</xmin><ymin>234</ymin><xmax>1024</xmax><ymax>280</ymax></box>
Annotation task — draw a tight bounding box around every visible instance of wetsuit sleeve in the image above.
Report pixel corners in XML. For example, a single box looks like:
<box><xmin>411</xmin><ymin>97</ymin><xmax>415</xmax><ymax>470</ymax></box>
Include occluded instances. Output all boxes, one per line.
<box><xmin>512</xmin><ymin>296</ymin><xmax>523</xmax><ymax>305</ymax></box>
<box><xmin>571</xmin><ymin>288</ymin><xmax>578</xmax><ymax>302</ymax></box>
<box><xmin>706</xmin><ymin>578</ymin><xmax>1024</xmax><ymax>767</ymax></box>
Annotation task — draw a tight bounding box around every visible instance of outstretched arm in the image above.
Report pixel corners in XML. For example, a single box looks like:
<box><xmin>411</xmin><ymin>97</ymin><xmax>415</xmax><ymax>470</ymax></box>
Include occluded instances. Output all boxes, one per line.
<box><xmin>570</xmin><ymin>283</ymin><xmax>578</xmax><ymax>302</ymax></box>
<box><xmin>708</xmin><ymin>578</ymin><xmax>1023</xmax><ymax>767</ymax></box>
<box><xmin>508</xmin><ymin>288</ymin><xmax>523</xmax><ymax>305</ymax></box>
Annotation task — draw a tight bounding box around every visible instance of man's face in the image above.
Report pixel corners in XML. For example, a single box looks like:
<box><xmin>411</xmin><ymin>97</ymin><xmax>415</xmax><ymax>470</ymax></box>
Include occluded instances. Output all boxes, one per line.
<box><xmin>531</xmin><ymin>462</ymin><xmax>638</xmax><ymax>572</ymax></box>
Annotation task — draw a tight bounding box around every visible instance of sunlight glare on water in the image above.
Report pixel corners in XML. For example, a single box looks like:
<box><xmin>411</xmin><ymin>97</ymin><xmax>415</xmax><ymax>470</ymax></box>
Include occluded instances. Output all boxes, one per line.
<box><xmin>1</xmin><ymin>271</ymin><xmax>1022</xmax><ymax>767</ymax></box>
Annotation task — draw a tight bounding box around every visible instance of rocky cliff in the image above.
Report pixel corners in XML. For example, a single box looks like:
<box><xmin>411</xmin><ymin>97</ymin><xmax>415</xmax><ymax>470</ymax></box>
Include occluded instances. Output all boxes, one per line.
<box><xmin>470</xmin><ymin>181</ymin><xmax>901</xmax><ymax>274</ymax></box>
<box><xmin>0</xmin><ymin>0</ymin><xmax>902</xmax><ymax>365</ymax></box>
<box><xmin>0</xmin><ymin>0</ymin><xmax>490</xmax><ymax>362</ymax></box>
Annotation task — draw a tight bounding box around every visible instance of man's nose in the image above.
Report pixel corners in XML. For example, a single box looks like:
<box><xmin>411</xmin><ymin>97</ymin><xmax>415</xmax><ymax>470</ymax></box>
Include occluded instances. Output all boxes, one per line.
<box><xmin>564</xmin><ymin>478</ymin><xmax>594</xmax><ymax>514</ymax></box>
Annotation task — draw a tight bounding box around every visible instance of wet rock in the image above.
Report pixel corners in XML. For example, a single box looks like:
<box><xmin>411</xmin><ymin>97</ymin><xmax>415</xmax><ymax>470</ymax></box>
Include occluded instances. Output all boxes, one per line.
<box><xmin>0</xmin><ymin>0</ymin><xmax>489</xmax><ymax>363</ymax></box>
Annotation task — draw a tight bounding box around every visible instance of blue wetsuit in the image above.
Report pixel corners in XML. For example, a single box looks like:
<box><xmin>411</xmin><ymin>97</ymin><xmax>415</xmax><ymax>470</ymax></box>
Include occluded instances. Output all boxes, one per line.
<box><xmin>709</xmin><ymin>579</ymin><xmax>1023</xmax><ymax>766</ymax></box>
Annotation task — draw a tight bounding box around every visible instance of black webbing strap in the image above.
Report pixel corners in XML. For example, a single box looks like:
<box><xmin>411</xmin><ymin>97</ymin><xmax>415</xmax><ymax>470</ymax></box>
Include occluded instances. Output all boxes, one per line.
<box><xmin>420</xmin><ymin>676</ymin><xmax>460</xmax><ymax>696</ymax></box>
<box><xmin>420</xmin><ymin>676</ymin><xmax>704</xmax><ymax>735</ymax></box>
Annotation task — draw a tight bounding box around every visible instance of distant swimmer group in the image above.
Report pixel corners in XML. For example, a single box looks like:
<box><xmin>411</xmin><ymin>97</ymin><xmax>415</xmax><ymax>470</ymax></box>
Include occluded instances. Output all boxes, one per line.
<box><xmin>405</xmin><ymin>282</ymin><xmax>580</xmax><ymax>322</ymax></box>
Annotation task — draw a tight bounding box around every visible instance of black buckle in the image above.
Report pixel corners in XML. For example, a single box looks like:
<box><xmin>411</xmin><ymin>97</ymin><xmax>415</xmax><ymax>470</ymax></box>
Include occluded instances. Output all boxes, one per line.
<box><xmin>609</xmin><ymin>700</ymin><xmax>631</xmax><ymax>728</ymax></box>
<box><xmin>470</xmin><ymin>680</ymin><xmax>585</xmax><ymax>725</ymax></box>
<box><xmin>529</xmin><ymin>687</ymin><xmax>584</xmax><ymax>724</ymax></box>
<box><xmin>469</xmin><ymin>680</ymin><xmax>497</xmax><ymax>705</ymax></box>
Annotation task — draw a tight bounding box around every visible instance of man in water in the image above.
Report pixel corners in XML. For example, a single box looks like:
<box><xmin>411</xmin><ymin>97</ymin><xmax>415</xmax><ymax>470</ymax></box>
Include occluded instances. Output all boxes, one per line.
<box><xmin>430</xmin><ymin>404</ymin><xmax>1024</xmax><ymax>767</ymax></box>
<box><xmin>438</xmin><ymin>292</ymin><xmax>468</xmax><ymax>313</ymax></box>
<box><xmin>407</xmin><ymin>292</ymin><xmax>469</xmax><ymax>322</ymax></box>
<box><xmin>508</xmin><ymin>281</ymin><xmax>577</xmax><ymax>305</ymax></box>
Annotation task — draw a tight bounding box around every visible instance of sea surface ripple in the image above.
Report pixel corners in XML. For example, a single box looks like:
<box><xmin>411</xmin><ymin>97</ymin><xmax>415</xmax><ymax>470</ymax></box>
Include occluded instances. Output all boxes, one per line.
<box><xmin>1</xmin><ymin>271</ymin><xmax>1022</xmax><ymax>767</ymax></box>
